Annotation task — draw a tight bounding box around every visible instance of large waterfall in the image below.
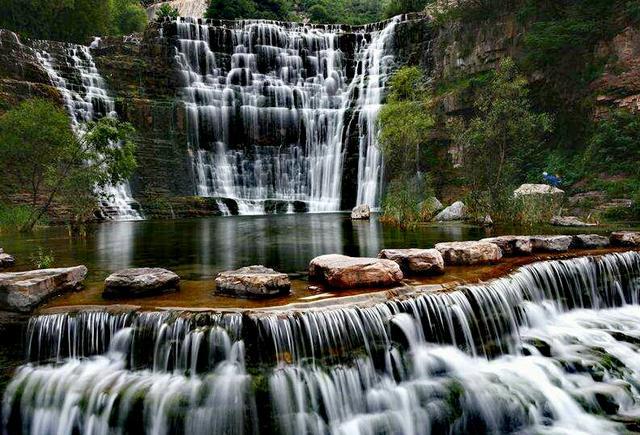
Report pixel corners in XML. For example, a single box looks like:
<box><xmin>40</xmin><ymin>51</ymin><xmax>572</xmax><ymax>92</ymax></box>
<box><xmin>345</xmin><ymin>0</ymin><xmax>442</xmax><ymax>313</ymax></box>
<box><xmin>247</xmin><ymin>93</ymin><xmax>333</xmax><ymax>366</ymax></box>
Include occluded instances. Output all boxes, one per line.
<box><xmin>170</xmin><ymin>17</ymin><xmax>399</xmax><ymax>214</ymax></box>
<box><xmin>34</xmin><ymin>41</ymin><xmax>144</xmax><ymax>221</ymax></box>
<box><xmin>4</xmin><ymin>251</ymin><xmax>640</xmax><ymax>434</ymax></box>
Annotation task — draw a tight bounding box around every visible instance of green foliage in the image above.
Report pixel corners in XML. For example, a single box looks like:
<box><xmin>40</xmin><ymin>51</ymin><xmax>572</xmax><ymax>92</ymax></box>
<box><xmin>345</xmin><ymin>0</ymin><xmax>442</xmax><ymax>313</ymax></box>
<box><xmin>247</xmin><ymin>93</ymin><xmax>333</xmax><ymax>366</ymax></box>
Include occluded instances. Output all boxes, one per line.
<box><xmin>0</xmin><ymin>0</ymin><xmax>146</xmax><ymax>43</ymax></box>
<box><xmin>383</xmin><ymin>0</ymin><xmax>431</xmax><ymax>19</ymax></box>
<box><xmin>0</xmin><ymin>99</ymin><xmax>137</xmax><ymax>231</ymax></box>
<box><xmin>449</xmin><ymin>58</ymin><xmax>553</xmax><ymax>222</ymax></box>
<box><xmin>380</xmin><ymin>174</ymin><xmax>434</xmax><ymax>228</ymax></box>
<box><xmin>29</xmin><ymin>246</ymin><xmax>55</xmax><ymax>269</ymax></box>
<box><xmin>0</xmin><ymin>204</ymin><xmax>45</xmax><ymax>232</ymax></box>
<box><xmin>206</xmin><ymin>0</ymin><xmax>292</xmax><ymax>21</ymax></box>
<box><xmin>156</xmin><ymin>4</ymin><xmax>180</xmax><ymax>20</ymax></box>
<box><xmin>308</xmin><ymin>4</ymin><xmax>335</xmax><ymax>23</ymax></box>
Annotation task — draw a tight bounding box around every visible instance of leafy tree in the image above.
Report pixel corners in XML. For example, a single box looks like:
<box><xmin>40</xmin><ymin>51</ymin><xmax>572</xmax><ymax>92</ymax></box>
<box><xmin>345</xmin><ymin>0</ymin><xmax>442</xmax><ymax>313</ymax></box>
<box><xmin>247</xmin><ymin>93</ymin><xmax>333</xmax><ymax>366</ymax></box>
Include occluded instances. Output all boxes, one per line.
<box><xmin>206</xmin><ymin>0</ymin><xmax>257</xmax><ymax>20</ymax></box>
<box><xmin>0</xmin><ymin>99</ymin><xmax>137</xmax><ymax>231</ymax></box>
<box><xmin>308</xmin><ymin>4</ymin><xmax>335</xmax><ymax>23</ymax></box>
<box><xmin>383</xmin><ymin>0</ymin><xmax>431</xmax><ymax>19</ymax></box>
<box><xmin>448</xmin><ymin>58</ymin><xmax>553</xmax><ymax>220</ymax></box>
<box><xmin>156</xmin><ymin>3</ymin><xmax>180</xmax><ymax>19</ymax></box>
<box><xmin>111</xmin><ymin>0</ymin><xmax>148</xmax><ymax>35</ymax></box>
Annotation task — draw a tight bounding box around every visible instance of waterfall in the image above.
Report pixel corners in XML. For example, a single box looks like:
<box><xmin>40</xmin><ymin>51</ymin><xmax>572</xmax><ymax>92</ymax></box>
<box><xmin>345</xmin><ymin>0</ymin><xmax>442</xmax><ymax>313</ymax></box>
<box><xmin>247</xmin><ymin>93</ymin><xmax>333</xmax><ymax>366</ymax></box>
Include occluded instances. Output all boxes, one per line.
<box><xmin>170</xmin><ymin>17</ymin><xmax>399</xmax><ymax>214</ymax></box>
<box><xmin>34</xmin><ymin>41</ymin><xmax>144</xmax><ymax>221</ymax></box>
<box><xmin>5</xmin><ymin>251</ymin><xmax>640</xmax><ymax>434</ymax></box>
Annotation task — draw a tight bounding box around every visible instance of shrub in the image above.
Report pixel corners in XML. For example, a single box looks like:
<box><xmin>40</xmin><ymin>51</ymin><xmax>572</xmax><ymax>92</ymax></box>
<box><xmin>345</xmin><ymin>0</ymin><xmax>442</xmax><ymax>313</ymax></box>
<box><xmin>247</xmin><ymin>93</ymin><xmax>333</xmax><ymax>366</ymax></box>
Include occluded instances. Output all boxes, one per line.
<box><xmin>29</xmin><ymin>247</ymin><xmax>55</xmax><ymax>269</ymax></box>
<box><xmin>156</xmin><ymin>4</ymin><xmax>180</xmax><ymax>19</ymax></box>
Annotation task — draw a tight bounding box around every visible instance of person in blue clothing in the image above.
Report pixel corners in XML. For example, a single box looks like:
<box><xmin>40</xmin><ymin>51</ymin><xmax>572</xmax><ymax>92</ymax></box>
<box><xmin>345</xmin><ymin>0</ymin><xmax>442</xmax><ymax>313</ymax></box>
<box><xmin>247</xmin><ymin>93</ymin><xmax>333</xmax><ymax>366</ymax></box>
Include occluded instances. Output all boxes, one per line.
<box><xmin>542</xmin><ymin>171</ymin><xmax>562</xmax><ymax>187</ymax></box>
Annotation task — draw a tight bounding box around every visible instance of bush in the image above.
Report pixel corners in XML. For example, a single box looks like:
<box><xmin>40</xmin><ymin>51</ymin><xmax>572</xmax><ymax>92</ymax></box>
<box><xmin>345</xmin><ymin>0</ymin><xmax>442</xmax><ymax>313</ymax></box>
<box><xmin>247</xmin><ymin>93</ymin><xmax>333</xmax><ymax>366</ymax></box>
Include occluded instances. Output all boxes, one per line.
<box><xmin>0</xmin><ymin>204</ymin><xmax>45</xmax><ymax>232</ymax></box>
<box><xmin>381</xmin><ymin>174</ymin><xmax>434</xmax><ymax>228</ymax></box>
<box><xmin>29</xmin><ymin>247</ymin><xmax>55</xmax><ymax>269</ymax></box>
<box><xmin>156</xmin><ymin>4</ymin><xmax>180</xmax><ymax>19</ymax></box>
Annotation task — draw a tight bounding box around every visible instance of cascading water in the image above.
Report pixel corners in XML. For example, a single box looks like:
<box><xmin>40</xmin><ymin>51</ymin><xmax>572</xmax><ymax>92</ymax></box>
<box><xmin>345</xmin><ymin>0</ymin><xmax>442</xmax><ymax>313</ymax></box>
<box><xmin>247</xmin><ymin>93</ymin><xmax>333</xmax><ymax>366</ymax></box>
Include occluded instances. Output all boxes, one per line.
<box><xmin>33</xmin><ymin>41</ymin><xmax>144</xmax><ymax>221</ymax></box>
<box><xmin>5</xmin><ymin>251</ymin><xmax>640</xmax><ymax>434</ymax></box>
<box><xmin>170</xmin><ymin>17</ymin><xmax>399</xmax><ymax>214</ymax></box>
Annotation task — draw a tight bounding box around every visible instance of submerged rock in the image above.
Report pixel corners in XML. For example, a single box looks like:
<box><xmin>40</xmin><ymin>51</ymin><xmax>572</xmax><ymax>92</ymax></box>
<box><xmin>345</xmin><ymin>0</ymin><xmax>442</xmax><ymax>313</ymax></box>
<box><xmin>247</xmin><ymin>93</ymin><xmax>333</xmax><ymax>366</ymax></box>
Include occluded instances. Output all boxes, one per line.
<box><xmin>480</xmin><ymin>236</ymin><xmax>532</xmax><ymax>256</ymax></box>
<box><xmin>530</xmin><ymin>235</ymin><xmax>572</xmax><ymax>252</ymax></box>
<box><xmin>434</xmin><ymin>201</ymin><xmax>466</xmax><ymax>222</ymax></box>
<box><xmin>610</xmin><ymin>231</ymin><xmax>640</xmax><ymax>247</ymax></box>
<box><xmin>215</xmin><ymin>265</ymin><xmax>290</xmax><ymax>298</ymax></box>
<box><xmin>550</xmin><ymin>216</ymin><xmax>596</xmax><ymax>227</ymax></box>
<box><xmin>571</xmin><ymin>234</ymin><xmax>610</xmax><ymax>249</ymax></box>
<box><xmin>0</xmin><ymin>266</ymin><xmax>88</xmax><ymax>312</ymax></box>
<box><xmin>435</xmin><ymin>241</ymin><xmax>502</xmax><ymax>265</ymax></box>
<box><xmin>513</xmin><ymin>184</ymin><xmax>564</xmax><ymax>197</ymax></box>
<box><xmin>378</xmin><ymin>248</ymin><xmax>444</xmax><ymax>274</ymax></box>
<box><xmin>0</xmin><ymin>248</ymin><xmax>15</xmax><ymax>268</ymax></box>
<box><xmin>103</xmin><ymin>268</ymin><xmax>180</xmax><ymax>299</ymax></box>
<box><xmin>309</xmin><ymin>254</ymin><xmax>403</xmax><ymax>288</ymax></box>
<box><xmin>351</xmin><ymin>204</ymin><xmax>371</xmax><ymax>220</ymax></box>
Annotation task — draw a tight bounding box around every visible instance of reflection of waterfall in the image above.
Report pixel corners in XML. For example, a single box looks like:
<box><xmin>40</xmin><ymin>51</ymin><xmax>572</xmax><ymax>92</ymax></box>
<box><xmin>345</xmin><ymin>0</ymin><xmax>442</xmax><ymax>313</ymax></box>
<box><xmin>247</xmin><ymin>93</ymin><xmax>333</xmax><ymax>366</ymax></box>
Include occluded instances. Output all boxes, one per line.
<box><xmin>96</xmin><ymin>221</ymin><xmax>139</xmax><ymax>271</ymax></box>
<box><xmin>34</xmin><ymin>41</ymin><xmax>143</xmax><ymax>221</ymax></box>
<box><xmin>170</xmin><ymin>17</ymin><xmax>399</xmax><ymax>214</ymax></box>
<box><xmin>6</xmin><ymin>252</ymin><xmax>640</xmax><ymax>433</ymax></box>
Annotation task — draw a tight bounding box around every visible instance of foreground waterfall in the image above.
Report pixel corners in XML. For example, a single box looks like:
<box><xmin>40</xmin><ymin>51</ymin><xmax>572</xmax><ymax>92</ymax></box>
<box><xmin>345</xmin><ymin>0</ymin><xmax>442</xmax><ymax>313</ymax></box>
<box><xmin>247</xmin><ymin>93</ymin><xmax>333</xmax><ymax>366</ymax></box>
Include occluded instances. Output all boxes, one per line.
<box><xmin>34</xmin><ymin>41</ymin><xmax>143</xmax><ymax>221</ymax></box>
<box><xmin>170</xmin><ymin>17</ymin><xmax>400</xmax><ymax>213</ymax></box>
<box><xmin>5</xmin><ymin>252</ymin><xmax>640</xmax><ymax>434</ymax></box>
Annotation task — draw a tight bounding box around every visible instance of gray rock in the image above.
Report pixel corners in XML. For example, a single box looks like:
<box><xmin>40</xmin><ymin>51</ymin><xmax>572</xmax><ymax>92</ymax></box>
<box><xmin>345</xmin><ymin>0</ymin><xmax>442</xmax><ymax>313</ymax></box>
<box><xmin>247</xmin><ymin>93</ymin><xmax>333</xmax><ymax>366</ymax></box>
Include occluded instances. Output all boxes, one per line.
<box><xmin>530</xmin><ymin>235</ymin><xmax>572</xmax><ymax>252</ymax></box>
<box><xmin>550</xmin><ymin>216</ymin><xmax>596</xmax><ymax>227</ymax></box>
<box><xmin>0</xmin><ymin>266</ymin><xmax>88</xmax><ymax>312</ymax></box>
<box><xmin>610</xmin><ymin>231</ymin><xmax>640</xmax><ymax>247</ymax></box>
<box><xmin>378</xmin><ymin>248</ymin><xmax>444</xmax><ymax>274</ymax></box>
<box><xmin>0</xmin><ymin>249</ymin><xmax>15</xmax><ymax>268</ymax></box>
<box><xmin>309</xmin><ymin>254</ymin><xmax>403</xmax><ymax>289</ymax></box>
<box><xmin>215</xmin><ymin>265</ymin><xmax>290</xmax><ymax>298</ymax></box>
<box><xmin>513</xmin><ymin>184</ymin><xmax>564</xmax><ymax>197</ymax></box>
<box><xmin>480</xmin><ymin>236</ymin><xmax>532</xmax><ymax>256</ymax></box>
<box><xmin>435</xmin><ymin>241</ymin><xmax>502</xmax><ymax>265</ymax></box>
<box><xmin>419</xmin><ymin>197</ymin><xmax>444</xmax><ymax>218</ymax></box>
<box><xmin>434</xmin><ymin>201</ymin><xmax>466</xmax><ymax>222</ymax></box>
<box><xmin>571</xmin><ymin>234</ymin><xmax>610</xmax><ymax>249</ymax></box>
<box><xmin>351</xmin><ymin>204</ymin><xmax>371</xmax><ymax>220</ymax></box>
<box><xmin>104</xmin><ymin>268</ymin><xmax>180</xmax><ymax>299</ymax></box>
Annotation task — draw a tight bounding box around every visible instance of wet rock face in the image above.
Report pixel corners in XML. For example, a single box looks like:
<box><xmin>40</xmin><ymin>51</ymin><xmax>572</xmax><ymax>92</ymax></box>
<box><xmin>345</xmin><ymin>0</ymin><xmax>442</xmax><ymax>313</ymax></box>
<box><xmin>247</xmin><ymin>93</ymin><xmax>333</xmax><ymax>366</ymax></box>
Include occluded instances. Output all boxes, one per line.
<box><xmin>610</xmin><ymin>231</ymin><xmax>640</xmax><ymax>247</ymax></box>
<box><xmin>480</xmin><ymin>236</ymin><xmax>532</xmax><ymax>256</ymax></box>
<box><xmin>215</xmin><ymin>266</ymin><xmax>290</xmax><ymax>298</ymax></box>
<box><xmin>571</xmin><ymin>234</ymin><xmax>610</xmax><ymax>249</ymax></box>
<box><xmin>435</xmin><ymin>241</ymin><xmax>502</xmax><ymax>265</ymax></box>
<box><xmin>309</xmin><ymin>254</ymin><xmax>403</xmax><ymax>289</ymax></box>
<box><xmin>378</xmin><ymin>249</ymin><xmax>444</xmax><ymax>274</ymax></box>
<box><xmin>103</xmin><ymin>268</ymin><xmax>180</xmax><ymax>299</ymax></box>
<box><xmin>0</xmin><ymin>266</ymin><xmax>88</xmax><ymax>312</ymax></box>
<box><xmin>434</xmin><ymin>201</ymin><xmax>466</xmax><ymax>222</ymax></box>
<box><xmin>0</xmin><ymin>249</ymin><xmax>15</xmax><ymax>268</ymax></box>
<box><xmin>351</xmin><ymin>204</ymin><xmax>371</xmax><ymax>220</ymax></box>
<box><xmin>530</xmin><ymin>235</ymin><xmax>573</xmax><ymax>252</ymax></box>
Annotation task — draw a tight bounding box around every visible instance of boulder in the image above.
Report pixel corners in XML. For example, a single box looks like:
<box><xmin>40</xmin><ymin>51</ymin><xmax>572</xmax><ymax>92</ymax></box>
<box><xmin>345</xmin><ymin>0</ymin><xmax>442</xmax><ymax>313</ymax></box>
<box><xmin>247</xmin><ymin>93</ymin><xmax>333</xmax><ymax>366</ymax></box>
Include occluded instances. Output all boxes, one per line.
<box><xmin>480</xmin><ymin>236</ymin><xmax>532</xmax><ymax>256</ymax></box>
<box><xmin>378</xmin><ymin>248</ymin><xmax>444</xmax><ymax>274</ymax></box>
<box><xmin>610</xmin><ymin>231</ymin><xmax>640</xmax><ymax>247</ymax></box>
<box><xmin>435</xmin><ymin>241</ymin><xmax>502</xmax><ymax>265</ymax></box>
<box><xmin>0</xmin><ymin>266</ymin><xmax>88</xmax><ymax>312</ymax></box>
<box><xmin>434</xmin><ymin>201</ymin><xmax>466</xmax><ymax>222</ymax></box>
<box><xmin>0</xmin><ymin>248</ymin><xmax>15</xmax><ymax>268</ymax></box>
<box><xmin>419</xmin><ymin>197</ymin><xmax>444</xmax><ymax>219</ymax></box>
<box><xmin>530</xmin><ymin>235</ymin><xmax>572</xmax><ymax>252</ymax></box>
<box><xmin>103</xmin><ymin>268</ymin><xmax>180</xmax><ymax>298</ymax></box>
<box><xmin>571</xmin><ymin>234</ymin><xmax>610</xmax><ymax>249</ymax></box>
<box><xmin>513</xmin><ymin>184</ymin><xmax>564</xmax><ymax>197</ymax></box>
<box><xmin>351</xmin><ymin>204</ymin><xmax>371</xmax><ymax>220</ymax></box>
<box><xmin>215</xmin><ymin>265</ymin><xmax>290</xmax><ymax>298</ymax></box>
<box><xmin>309</xmin><ymin>254</ymin><xmax>403</xmax><ymax>289</ymax></box>
<box><xmin>550</xmin><ymin>216</ymin><xmax>596</xmax><ymax>227</ymax></box>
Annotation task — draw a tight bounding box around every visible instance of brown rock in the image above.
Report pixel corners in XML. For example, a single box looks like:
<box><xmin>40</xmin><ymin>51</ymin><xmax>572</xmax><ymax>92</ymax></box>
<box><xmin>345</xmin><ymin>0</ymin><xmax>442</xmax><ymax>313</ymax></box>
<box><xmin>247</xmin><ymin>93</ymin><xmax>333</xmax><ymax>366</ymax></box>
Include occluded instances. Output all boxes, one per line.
<box><xmin>435</xmin><ymin>241</ymin><xmax>502</xmax><ymax>265</ymax></box>
<box><xmin>480</xmin><ymin>236</ymin><xmax>532</xmax><ymax>256</ymax></box>
<box><xmin>104</xmin><ymin>268</ymin><xmax>180</xmax><ymax>299</ymax></box>
<box><xmin>309</xmin><ymin>254</ymin><xmax>403</xmax><ymax>289</ymax></box>
<box><xmin>215</xmin><ymin>265</ymin><xmax>290</xmax><ymax>298</ymax></box>
<box><xmin>571</xmin><ymin>234</ymin><xmax>610</xmax><ymax>249</ymax></box>
<box><xmin>610</xmin><ymin>231</ymin><xmax>640</xmax><ymax>247</ymax></box>
<box><xmin>378</xmin><ymin>249</ymin><xmax>445</xmax><ymax>274</ymax></box>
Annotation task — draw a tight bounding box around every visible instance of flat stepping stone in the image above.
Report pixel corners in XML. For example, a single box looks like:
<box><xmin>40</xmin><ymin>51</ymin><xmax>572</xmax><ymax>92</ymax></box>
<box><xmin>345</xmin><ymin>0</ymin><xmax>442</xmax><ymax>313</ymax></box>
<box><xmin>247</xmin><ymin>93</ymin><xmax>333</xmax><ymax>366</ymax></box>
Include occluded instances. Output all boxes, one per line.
<box><xmin>610</xmin><ymin>231</ymin><xmax>640</xmax><ymax>247</ymax></box>
<box><xmin>309</xmin><ymin>254</ymin><xmax>403</xmax><ymax>289</ymax></box>
<box><xmin>378</xmin><ymin>249</ymin><xmax>444</xmax><ymax>274</ymax></box>
<box><xmin>0</xmin><ymin>266</ymin><xmax>87</xmax><ymax>312</ymax></box>
<box><xmin>530</xmin><ymin>235</ymin><xmax>572</xmax><ymax>252</ymax></box>
<box><xmin>103</xmin><ymin>268</ymin><xmax>180</xmax><ymax>299</ymax></box>
<box><xmin>215</xmin><ymin>265</ymin><xmax>290</xmax><ymax>298</ymax></box>
<box><xmin>435</xmin><ymin>241</ymin><xmax>502</xmax><ymax>265</ymax></box>
<box><xmin>571</xmin><ymin>234</ymin><xmax>610</xmax><ymax>249</ymax></box>
<box><xmin>480</xmin><ymin>236</ymin><xmax>532</xmax><ymax>256</ymax></box>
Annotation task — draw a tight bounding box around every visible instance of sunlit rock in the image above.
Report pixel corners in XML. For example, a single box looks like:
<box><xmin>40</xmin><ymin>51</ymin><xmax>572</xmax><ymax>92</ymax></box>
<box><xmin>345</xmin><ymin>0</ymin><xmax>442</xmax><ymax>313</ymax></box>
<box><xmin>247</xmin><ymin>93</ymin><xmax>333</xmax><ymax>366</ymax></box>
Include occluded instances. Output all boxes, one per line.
<box><xmin>103</xmin><ymin>268</ymin><xmax>180</xmax><ymax>298</ymax></box>
<box><xmin>530</xmin><ymin>235</ymin><xmax>572</xmax><ymax>252</ymax></box>
<box><xmin>480</xmin><ymin>236</ymin><xmax>532</xmax><ymax>256</ymax></box>
<box><xmin>551</xmin><ymin>216</ymin><xmax>596</xmax><ymax>227</ymax></box>
<box><xmin>351</xmin><ymin>204</ymin><xmax>371</xmax><ymax>220</ymax></box>
<box><xmin>610</xmin><ymin>231</ymin><xmax>640</xmax><ymax>247</ymax></box>
<box><xmin>0</xmin><ymin>266</ymin><xmax>87</xmax><ymax>312</ymax></box>
<box><xmin>309</xmin><ymin>254</ymin><xmax>403</xmax><ymax>288</ymax></box>
<box><xmin>435</xmin><ymin>241</ymin><xmax>502</xmax><ymax>265</ymax></box>
<box><xmin>215</xmin><ymin>265</ymin><xmax>291</xmax><ymax>298</ymax></box>
<box><xmin>571</xmin><ymin>234</ymin><xmax>610</xmax><ymax>249</ymax></box>
<box><xmin>434</xmin><ymin>201</ymin><xmax>466</xmax><ymax>222</ymax></box>
<box><xmin>0</xmin><ymin>248</ymin><xmax>15</xmax><ymax>268</ymax></box>
<box><xmin>513</xmin><ymin>184</ymin><xmax>564</xmax><ymax>197</ymax></box>
<box><xmin>378</xmin><ymin>248</ymin><xmax>444</xmax><ymax>274</ymax></box>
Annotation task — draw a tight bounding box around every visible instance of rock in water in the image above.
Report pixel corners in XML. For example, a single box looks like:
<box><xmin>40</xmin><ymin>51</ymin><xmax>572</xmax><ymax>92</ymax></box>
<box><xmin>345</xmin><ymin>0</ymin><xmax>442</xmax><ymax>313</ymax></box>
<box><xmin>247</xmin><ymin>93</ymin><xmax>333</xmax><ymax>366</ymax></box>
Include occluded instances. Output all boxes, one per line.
<box><xmin>0</xmin><ymin>266</ymin><xmax>88</xmax><ymax>312</ymax></box>
<box><xmin>610</xmin><ymin>231</ymin><xmax>640</xmax><ymax>247</ymax></box>
<box><xmin>513</xmin><ymin>184</ymin><xmax>565</xmax><ymax>197</ymax></box>
<box><xmin>571</xmin><ymin>234</ymin><xmax>610</xmax><ymax>249</ymax></box>
<box><xmin>530</xmin><ymin>235</ymin><xmax>572</xmax><ymax>252</ymax></box>
<box><xmin>351</xmin><ymin>204</ymin><xmax>371</xmax><ymax>220</ymax></box>
<box><xmin>378</xmin><ymin>249</ymin><xmax>445</xmax><ymax>274</ymax></box>
<box><xmin>435</xmin><ymin>241</ymin><xmax>502</xmax><ymax>265</ymax></box>
<box><xmin>480</xmin><ymin>236</ymin><xmax>532</xmax><ymax>256</ymax></box>
<box><xmin>0</xmin><ymin>248</ymin><xmax>15</xmax><ymax>268</ymax></box>
<box><xmin>550</xmin><ymin>216</ymin><xmax>596</xmax><ymax>227</ymax></box>
<box><xmin>309</xmin><ymin>254</ymin><xmax>403</xmax><ymax>288</ymax></box>
<box><xmin>104</xmin><ymin>268</ymin><xmax>180</xmax><ymax>299</ymax></box>
<box><xmin>215</xmin><ymin>266</ymin><xmax>290</xmax><ymax>298</ymax></box>
<box><xmin>434</xmin><ymin>201</ymin><xmax>466</xmax><ymax>222</ymax></box>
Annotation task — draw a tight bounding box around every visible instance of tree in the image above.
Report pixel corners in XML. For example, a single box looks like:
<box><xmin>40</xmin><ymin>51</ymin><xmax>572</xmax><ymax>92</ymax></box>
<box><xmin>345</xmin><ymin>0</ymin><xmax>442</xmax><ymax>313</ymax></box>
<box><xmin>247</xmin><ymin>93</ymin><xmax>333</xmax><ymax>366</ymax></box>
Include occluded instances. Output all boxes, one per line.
<box><xmin>156</xmin><ymin>4</ymin><xmax>180</xmax><ymax>20</ymax></box>
<box><xmin>0</xmin><ymin>99</ymin><xmax>137</xmax><ymax>231</ymax></box>
<box><xmin>206</xmin><ymin>0</ymin><xmax>257</xmax><ymax>20</ymax></box>
<box><xmin>111</xmin><ymin>0</ymin><xmax>147</xmax><ymax>35</ymax></box>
